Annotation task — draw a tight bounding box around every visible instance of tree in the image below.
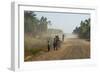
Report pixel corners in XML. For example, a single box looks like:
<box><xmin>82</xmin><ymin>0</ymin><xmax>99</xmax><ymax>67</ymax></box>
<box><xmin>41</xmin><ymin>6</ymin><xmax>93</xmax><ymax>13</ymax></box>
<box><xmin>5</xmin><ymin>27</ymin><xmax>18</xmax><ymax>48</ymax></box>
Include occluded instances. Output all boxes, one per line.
<box><xmin>24</xmin><ymin>11</ymin><xmax>51</xmax><ymax>36</ymax></box>
<box><xmin>39</xmin><ymin>16</ymin><xmax>51</xmax><ymax>33</ymax></box>
<box><xmin>24</xmin><ymin>11</ymin><xmax>37</xmax><ymax>33</ymax></box>
<box><xmin>73</xmin><ymin>26</ymin><xmax>80</xmax><ymax>34</ymax></box>
<box><xmin>73</xmin><ymin>18</ymin><xmax>90</xmax><ymax>40</ymax></box>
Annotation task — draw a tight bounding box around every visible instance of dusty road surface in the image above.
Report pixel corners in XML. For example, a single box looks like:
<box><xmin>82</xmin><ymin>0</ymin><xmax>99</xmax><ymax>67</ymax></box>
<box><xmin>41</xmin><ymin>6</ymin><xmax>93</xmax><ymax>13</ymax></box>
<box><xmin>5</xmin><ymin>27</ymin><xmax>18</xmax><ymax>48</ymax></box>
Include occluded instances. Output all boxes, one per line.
<box><xmin>25</xmin><ymin>34</ymin><xmax>90</xmax><ymax>61</ymax></box>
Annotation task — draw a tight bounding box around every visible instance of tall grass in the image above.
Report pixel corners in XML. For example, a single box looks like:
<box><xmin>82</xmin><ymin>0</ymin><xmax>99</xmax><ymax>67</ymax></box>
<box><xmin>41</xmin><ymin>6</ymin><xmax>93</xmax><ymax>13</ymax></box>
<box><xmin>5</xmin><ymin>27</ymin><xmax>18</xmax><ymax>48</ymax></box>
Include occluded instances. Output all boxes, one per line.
<box><xmin>24</xmin><ymin>34</ymin><xmax>48</xmax><ymax>57</ymax></box>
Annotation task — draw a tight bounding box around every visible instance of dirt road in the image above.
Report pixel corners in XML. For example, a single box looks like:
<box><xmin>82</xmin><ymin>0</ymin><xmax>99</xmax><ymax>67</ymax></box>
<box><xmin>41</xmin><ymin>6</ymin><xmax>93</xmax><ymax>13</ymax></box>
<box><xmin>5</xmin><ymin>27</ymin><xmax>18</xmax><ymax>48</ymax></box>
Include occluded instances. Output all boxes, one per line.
<box><xmin>25</xmin><ymin>37</ymin><xmax>90</xmax><ymax>61</ymax></box>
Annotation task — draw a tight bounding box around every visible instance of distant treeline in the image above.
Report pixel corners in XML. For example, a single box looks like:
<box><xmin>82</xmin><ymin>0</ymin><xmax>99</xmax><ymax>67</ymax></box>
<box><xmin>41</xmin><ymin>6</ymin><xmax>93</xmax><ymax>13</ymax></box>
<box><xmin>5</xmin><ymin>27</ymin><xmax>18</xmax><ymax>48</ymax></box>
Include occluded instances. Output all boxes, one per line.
<box><xmin>24</xmin><ymin>11</ymin><xmax>51</xmax><ymax>36</ymax></box>
<box><xmin>73</xmin><ymin>18</ymin><xmax>90</xmax><ymax>40</ymax></box>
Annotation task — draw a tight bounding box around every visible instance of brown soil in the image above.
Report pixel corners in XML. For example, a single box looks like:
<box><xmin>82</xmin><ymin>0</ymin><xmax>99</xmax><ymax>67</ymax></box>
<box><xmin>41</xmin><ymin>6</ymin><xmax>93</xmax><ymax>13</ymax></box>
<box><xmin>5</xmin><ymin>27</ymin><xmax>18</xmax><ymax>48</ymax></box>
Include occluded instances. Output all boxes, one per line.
<box><xmin>25</xmin><ymin>38</ymin><xmax>90</xmax><ymax>61</ymax></box>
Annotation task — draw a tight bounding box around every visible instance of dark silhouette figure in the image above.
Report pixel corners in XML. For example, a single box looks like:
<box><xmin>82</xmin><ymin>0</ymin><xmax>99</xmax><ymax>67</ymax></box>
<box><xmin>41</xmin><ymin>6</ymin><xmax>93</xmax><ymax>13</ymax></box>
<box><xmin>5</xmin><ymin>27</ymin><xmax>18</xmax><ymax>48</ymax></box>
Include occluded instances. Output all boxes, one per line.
<box><xmin>62</xmin><ymin>34</ymin><xmax>65</xmax><ymax>41</ymax></box>
<box><xmin>53</xmin><ymin>38</ymin><xmax>56</xmax><ymax>50</ymax></box>
<box><xmin>48</xmin><ymin>40</ymin><xmax>50</xmax><ymax>52</ymax></box>
<box><xmin>53</xmin><ymin>35</ymin><xmax>60</xmax><ymax>50</ymax></box>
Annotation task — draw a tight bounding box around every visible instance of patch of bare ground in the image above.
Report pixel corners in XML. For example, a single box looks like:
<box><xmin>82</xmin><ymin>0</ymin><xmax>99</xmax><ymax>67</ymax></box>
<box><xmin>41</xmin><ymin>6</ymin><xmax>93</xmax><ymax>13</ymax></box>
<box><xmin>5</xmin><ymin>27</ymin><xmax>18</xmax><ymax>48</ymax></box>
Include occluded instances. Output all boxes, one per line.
<box><xmin>25</xmin><ymin>38</ymin><xmax>90</xmax><ymax>61</ymax></box>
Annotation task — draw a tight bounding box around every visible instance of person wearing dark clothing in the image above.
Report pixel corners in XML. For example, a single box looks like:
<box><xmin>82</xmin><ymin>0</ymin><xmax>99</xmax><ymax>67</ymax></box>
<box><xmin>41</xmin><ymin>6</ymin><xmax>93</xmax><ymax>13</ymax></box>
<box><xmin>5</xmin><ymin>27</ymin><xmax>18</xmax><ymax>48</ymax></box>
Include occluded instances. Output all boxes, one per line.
<box><xmin>53</xmin><ymin>38</ymin><xmax>56</xmax><ymax>50</ymax></box>
<box><xmin>62</xmin><ymin>34</ymin><xmax>65</xmax><ymax>41</ymax></box>
<box><xmin>48</xmin><ymin>40</ymin><xmax>50</xmax><ymax>52</ymax></box>
<box><xmin>53</xmin><ymin>35</ymin><xmax>60</xmax><ymax>50</ymax></box>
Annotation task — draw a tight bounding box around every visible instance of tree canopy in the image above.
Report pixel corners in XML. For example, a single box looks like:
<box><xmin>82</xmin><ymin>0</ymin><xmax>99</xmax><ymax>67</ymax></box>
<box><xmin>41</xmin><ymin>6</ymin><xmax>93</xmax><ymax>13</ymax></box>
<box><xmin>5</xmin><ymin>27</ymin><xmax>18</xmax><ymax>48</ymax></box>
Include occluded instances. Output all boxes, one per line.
<box><xmin>24</xmin><ymin>11</ymin><xmax>51</xmax><ymax>36</ymax></box>
<box><xmin>73</xmin><ymin>18</ymin><xmax>90</xmax><ymax>40</ymax></box>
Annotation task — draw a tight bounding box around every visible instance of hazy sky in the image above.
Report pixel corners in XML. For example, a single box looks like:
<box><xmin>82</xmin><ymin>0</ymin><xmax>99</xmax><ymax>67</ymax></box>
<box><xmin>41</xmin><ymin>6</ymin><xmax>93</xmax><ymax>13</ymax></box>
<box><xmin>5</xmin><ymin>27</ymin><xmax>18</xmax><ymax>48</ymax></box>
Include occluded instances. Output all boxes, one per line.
<box><xmin>35</xmin><ymin>11</ymin><xmax>90</xmax><ymax>33</ymax></box>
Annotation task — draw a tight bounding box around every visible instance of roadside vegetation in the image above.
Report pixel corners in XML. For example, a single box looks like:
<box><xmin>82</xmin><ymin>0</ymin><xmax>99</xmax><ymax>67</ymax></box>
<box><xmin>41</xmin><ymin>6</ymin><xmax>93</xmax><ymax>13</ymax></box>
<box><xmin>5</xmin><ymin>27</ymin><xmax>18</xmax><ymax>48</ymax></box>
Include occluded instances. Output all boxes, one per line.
<box><xmin>73</xmin><ymin>18</ymin><xmax>90</xmax><ymax>41</ymax></box>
